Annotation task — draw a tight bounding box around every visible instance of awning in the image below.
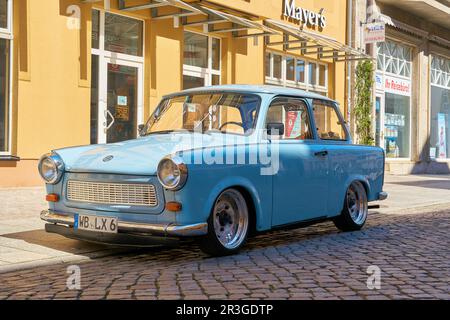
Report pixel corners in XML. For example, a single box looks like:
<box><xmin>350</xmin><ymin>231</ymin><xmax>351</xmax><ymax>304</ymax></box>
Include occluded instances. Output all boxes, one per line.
<box><xmin>118</xmin><ymin>0</ymin><xmax>203</xmax><ymax>20</ymax></box>
<box><xmin>265</xmin><ymin>19</ymin><xmax>371</xmax><ymax>62</ymax></box>
<box><xmin>116</xmin><ymin>0</ymin><xmax>277</xmax><ymax>37</ymax></box>
<box><xmin>187</xmin><ymin>5</ymin><xmax>277</xmax><ymax>38</ymax></box>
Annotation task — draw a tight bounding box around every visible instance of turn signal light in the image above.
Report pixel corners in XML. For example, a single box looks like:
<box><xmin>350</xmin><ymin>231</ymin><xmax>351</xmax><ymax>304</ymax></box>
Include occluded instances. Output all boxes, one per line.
<box><xmin>46</xmin><ymin>194</ymin><xmax>60</xmax><ymax>202</ymax></box>
<box><xmin>165</xmin><ymin>201</ymin><xmax>182</xmax><ymax>212</ymax></box>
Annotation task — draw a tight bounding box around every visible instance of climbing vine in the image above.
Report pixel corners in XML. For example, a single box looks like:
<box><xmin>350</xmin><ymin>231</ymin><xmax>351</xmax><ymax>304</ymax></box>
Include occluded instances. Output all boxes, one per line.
<box><xmin>354</xmin><ymin>60</ymin><xmax>375</xmax><ymax>145</ymax></box>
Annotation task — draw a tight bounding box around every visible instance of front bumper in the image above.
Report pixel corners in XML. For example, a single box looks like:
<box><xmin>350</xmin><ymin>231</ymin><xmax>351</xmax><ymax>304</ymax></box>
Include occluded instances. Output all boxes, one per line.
<box><xmin>40</xmin><ymin>210</ymin><xmax>208</xmax><ymax>238</ymax></box>
<box><xmin>378</xmin><ymin>191</ymin><xmax>388</xmax><ymax>201</ymax></box>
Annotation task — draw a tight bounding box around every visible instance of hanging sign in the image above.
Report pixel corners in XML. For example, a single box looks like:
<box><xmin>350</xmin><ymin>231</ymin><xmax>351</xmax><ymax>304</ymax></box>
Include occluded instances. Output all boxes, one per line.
<box><xmin>285</xmin><ymin>111</ymin><xmax>302</xmax><ymax>138</ymax></box>
<box><xmin>283</xmin><ymin>0</ymin><xmax>327</xmax><ymax>28</ymax></box>
<box><xmin>364</xmin><ymin>22</ymin><xmax>386</xmax><ymax>44</ymax></box>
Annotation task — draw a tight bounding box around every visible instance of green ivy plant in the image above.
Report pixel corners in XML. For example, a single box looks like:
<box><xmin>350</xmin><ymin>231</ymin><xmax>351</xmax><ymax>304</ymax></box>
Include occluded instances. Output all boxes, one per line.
<box><xmin>354</xmin><ymin>60</ymin><xmax>375</xmax><ymax>145</ymax></box>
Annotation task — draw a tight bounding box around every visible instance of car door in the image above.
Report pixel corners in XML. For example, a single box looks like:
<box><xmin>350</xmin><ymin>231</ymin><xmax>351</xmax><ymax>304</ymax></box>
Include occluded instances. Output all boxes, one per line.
<box><xmin>268</xmin><ymin>97</ymin><xmax>329</xmax><ymax>227</ymax></box>
<box><xmin>311</xmin><ymin>99</ymin><xmax>352</xmax><ymax>217</ymax></box>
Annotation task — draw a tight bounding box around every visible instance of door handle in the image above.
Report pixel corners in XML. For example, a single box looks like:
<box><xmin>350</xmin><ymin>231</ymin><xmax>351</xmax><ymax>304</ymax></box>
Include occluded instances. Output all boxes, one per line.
<box><xmin>104</xmin><ymin>110</ymin><xmax>115</xmax><ymax>133</ymax></box>
<box><xmin>314</xmin><ymin>150</ymin><xmax>328</xmax><ymax>157</ymax></box>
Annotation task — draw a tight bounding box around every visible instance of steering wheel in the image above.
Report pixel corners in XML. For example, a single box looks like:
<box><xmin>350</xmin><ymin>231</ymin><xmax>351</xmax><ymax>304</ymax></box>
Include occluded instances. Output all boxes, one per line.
<box><xmin>219</xmin><ymin>122</ymin><xmax>244</xmax><ymax>131</ymax></box>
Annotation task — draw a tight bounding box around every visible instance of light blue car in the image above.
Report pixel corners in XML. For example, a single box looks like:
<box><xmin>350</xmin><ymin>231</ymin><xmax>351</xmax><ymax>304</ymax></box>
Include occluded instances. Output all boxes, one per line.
<box><xmin>39</xmin><ymin>85</ymin><xmax>387</xmax><ymax>256</ymax></box>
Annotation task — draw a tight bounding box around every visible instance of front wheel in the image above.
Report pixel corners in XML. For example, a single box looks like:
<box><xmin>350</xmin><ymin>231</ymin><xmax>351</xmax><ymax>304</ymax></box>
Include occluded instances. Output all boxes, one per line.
<box><xmin>199</xmin><ymin>189</ymin><xmax>249</xmax><ymax>256</ymax></box>
<box><xmin>333</xmin><ymin>181</ymin><xmax>368</xmax><ymax>232</ymax></box>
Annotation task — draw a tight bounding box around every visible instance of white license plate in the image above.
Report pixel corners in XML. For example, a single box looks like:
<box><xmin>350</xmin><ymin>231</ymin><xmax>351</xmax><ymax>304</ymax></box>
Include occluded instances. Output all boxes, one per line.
<box><xmin>74</xmin><ymin>214</ymin><xmax>118</xmax><ymax>234</ymax></box>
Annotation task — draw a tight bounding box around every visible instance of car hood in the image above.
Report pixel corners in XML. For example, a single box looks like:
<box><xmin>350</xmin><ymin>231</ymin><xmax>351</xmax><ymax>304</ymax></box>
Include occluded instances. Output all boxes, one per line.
<box><xmin>54</xmin><ymin>133</ymin><xmax>249</xmax><ymax>176</ymax></box>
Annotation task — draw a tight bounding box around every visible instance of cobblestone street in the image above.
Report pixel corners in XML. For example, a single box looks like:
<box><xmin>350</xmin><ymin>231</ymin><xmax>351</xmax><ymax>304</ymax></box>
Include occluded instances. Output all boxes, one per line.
<box><xmin>0</xmin><ymin>208</ymin><xmax>449</xmax><ymax>300</ymax></box>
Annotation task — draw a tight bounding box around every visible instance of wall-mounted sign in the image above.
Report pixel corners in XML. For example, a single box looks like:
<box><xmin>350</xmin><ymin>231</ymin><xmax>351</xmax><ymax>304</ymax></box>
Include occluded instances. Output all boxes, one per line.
<box><xmin>283</xmin><ymin>0</ymin><xmax>326</xmax><ymax>29</ymax></box>
<box><xmin>375</xmin><ymin>73</ymin><xmax>384</xmax><ymax>91</ymax></box>
<box><xmin>384</xmin><ymin>75</ymin><xmax>411</xmax><ymax>96</ymax></box>
<box><xmin>364</xmin><ymin>22</ymin><xmax>386</xmax><ymax>44</ymax></box>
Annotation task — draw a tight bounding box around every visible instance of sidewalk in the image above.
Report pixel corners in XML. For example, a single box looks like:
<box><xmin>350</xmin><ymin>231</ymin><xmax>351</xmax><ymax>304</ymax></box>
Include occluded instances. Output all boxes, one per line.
<box><xmin>0</xmin><ymin>174</ymin><xmax>449</xmax><ymax>273</ymax></box>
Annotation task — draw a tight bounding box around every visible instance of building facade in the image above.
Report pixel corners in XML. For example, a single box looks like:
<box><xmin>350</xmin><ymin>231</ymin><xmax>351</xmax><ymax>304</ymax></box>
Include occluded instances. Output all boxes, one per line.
<box><xmin>1</xmin><ymin>0</ymin><xmax>365</xmax><ymax>187</ymax></box>
<box><xmin>355</xmin><ymin>0</ymin><xmax>450</xmax><ymax>174</ymax></box>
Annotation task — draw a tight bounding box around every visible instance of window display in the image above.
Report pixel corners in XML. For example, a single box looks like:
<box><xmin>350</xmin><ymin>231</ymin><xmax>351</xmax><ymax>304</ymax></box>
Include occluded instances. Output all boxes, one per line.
<box><xmin>384</xmin><ymin>93</ymin><xmax>410</xmax><ymax>158</ymax></box>
<box><xmin>430</xmin><ymin>55</ymin><xmax>450</xmax><ymax>160</ymax></box>
<box><xmin>430</xmin><ymin>87</ymin><xmax>450</xmax><ymax>159</ymax></box>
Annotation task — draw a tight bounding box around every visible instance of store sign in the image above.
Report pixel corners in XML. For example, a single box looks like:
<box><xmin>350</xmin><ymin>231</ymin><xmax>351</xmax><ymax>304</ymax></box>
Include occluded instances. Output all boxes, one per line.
<box><xmin>384</xmin><ymin>75</ymin><xmax>411</xmax><ymax>96</ymax></box>
<box><xmin>283</xmin><ymin>0</ymin><xmax>327</xmax><ymax>28</ymax></box>
<box><xmin>364</xmin><ymin>22</ymin><xmax>385</xmax><ymax>44</ymax></box>
<box><xmin>375</xmin><ymin>73</ymin><xmax>384</xmax><ymax>91</ymax></box>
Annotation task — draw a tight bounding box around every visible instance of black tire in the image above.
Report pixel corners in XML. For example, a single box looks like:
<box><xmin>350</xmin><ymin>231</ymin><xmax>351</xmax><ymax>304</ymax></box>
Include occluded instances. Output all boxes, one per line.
<box><xmin>333</xmin><ymin>181</ymin><xmax>368</xmax><ymax>232</ymax></box>
<box><xmin>199</xmin><ymin>189</ymin><xmax>249</xmax><ymax>256</ymax></box>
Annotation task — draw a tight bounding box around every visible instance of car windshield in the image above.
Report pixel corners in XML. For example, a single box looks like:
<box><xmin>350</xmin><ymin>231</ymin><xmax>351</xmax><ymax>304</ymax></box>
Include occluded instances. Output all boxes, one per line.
<box><xmin>143</xmin><ymin>93</ymin><xmax>261</xmax><ymax>136</ymax></box>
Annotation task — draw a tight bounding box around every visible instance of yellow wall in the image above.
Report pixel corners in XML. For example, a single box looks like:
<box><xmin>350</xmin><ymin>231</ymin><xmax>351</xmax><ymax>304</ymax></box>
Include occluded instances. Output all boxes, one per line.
<box><xmin>0</xmin><ymin>0</ymin><xmax>349</xmax><ymax>187</ymax></box>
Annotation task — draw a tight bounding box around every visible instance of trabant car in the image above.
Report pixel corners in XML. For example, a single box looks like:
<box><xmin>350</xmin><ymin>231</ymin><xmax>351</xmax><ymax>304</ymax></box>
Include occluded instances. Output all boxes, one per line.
<box><xmin>39</xmin><ymin>85</ymin><xmax>387</xmax><ymax>256</ymax></box>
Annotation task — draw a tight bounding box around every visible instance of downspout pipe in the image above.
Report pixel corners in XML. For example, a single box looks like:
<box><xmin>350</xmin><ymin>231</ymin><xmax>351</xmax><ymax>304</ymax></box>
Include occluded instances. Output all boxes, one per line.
<box><xmin>347</xmin><ymin>0</ymin><xmax>353</xmax><ymax>130</ymax></box>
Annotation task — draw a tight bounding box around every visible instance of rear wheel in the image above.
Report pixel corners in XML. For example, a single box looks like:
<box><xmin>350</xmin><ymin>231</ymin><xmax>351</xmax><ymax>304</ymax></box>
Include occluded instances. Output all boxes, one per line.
<box><xmin>333</xmin><ymin>181</ymin><xmax>368</xmax><ymax>232</ymax></box>
<box><xmin>199</xmin><ymin>189</ymin><xmax>249</xmax><ymax>256</ymax></box>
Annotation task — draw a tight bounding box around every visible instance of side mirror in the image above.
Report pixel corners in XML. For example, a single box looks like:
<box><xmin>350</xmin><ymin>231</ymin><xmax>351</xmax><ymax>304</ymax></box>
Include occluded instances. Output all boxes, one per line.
<box><xmin>266</xmin><ymin>122</ymin><xmax>284</xmax><ymax>138</ymax></box>
<box><xmin>138</xmin><ymin>124</ymin><xmax>146</xmax><ymax>137</ymax></box>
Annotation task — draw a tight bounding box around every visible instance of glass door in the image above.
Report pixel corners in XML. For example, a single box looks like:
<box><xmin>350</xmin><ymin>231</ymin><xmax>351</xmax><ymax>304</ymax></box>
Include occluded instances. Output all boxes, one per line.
<box><xmin>375</xmin><ymin>94</ymin><xmax>384</xmax><ymax>149</ymax></box>
<box><xmin>97</xmin><ymin>58</ymin><xmax>143</xmax><ymax>144</ymax></box>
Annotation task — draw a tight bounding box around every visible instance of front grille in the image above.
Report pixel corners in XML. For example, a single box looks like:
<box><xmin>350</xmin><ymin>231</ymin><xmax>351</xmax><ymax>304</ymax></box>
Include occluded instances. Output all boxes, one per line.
<box><xmin>67</xmin><ymin>180</ymin><xmax>158</xmax><ymax>207</ymax></box>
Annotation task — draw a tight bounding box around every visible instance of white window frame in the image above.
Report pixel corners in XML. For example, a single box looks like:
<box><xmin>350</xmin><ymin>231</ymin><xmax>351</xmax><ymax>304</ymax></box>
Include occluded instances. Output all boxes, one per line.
<box><xmin>265</xmin><ymin>51</ymin><xmax>328</xmax><ymax>95</ymax></box>
<box><xmin>91</xmin><ymin>9</ymin><xmax>145</xmax><ymax>144</ymax></box>
<box><xmin>183</xmin><ymin>30</ymin><xmax>221</xmax><ymax>87</ymax></box>
<box><xmin>376</xmin><ymin>40</ymin><xmax>412</xmax><ymax>81</ymax></box>
<box><xmin>0</xmin><ymin>0</ymin><xmax>13</xmax><ymax>156</ymax></box>
<box><xmin>375</xmin><ymin>39</ymin><xmax>413</xmax><ymax>160</ymax></box>
<box><xmin>429</xmin><ymin>53</ymin><xmax>450</xmax><ymax>161</ymax></box>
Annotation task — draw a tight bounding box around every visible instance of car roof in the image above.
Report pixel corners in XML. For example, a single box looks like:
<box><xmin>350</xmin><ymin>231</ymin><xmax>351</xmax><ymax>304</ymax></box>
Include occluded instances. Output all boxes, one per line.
<box><xmin>163</xmin><ymin>85</ymin><xmax>336</xmax><ymax>103</ymax></box>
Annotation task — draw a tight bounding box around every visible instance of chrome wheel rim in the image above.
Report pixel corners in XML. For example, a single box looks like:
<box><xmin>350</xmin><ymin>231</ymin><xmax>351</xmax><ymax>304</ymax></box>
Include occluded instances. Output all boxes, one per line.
<box><xmin>347</xmin><ymin>182</ymin><xmax>368</xmax><ymax>225</ymax></box>
<box><xmin>213</xmin><ymin>190</ymin><xmax>248</xmax><ymax>250</ymax></box>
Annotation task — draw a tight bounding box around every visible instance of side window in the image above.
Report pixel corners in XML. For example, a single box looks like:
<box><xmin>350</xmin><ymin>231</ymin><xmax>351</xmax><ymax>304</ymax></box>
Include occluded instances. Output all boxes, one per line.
<box><xmin>313</xmin><ymin>100</ymin><xmax>347</xmax><ymax>141</ymax></box>
<box><xmin>266</xmin><ymin>98</ymin><xmax>313</xmax><ymax>140</ymax></box>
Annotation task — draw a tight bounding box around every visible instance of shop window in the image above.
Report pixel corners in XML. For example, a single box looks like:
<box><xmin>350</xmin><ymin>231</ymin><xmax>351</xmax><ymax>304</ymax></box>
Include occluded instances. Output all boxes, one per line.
<box><xmin>296</xmin><ymin>59</ymin><xmax>305</xmax><ymax>83</ymax></box>
<box><xmin>309</xmin><ymin>63</ymin><xmax>317</xmax><ymax>86</ymax></box>
<box><xmin>384</xmin><ymin>93</ymin><xmax>410</xmax><ymax>158</ymax></box>
<box><xmin>265</xmin><ymin>51</ymin><xmax>328</xmax><ymax>95</ymax></box>
<box><xmin>273</xmin><ymin>54</ymin><xmax>282</xmax><ymax>79</ymax></box>
<box><xmin>265</xmin><ymin>52</ymin><xmax>271</xmax><ymax>78</ymax></box>
<box><xmin>319</xmin><ymin>65</ymin><xmax>326</xmax><ymax>87</ymax></box>
<box><xmin>104</xmin><ymin>12</ymin><xmax>143</xmax><ymax>57</ymax></box>
<box><xmin>286</xmin><ymin>57</ymin><xmax>295</xmax><ymax>82</ymax></box>
<box><xmin>92</xmin><ymin>9</ymin><xmax>100</xmax><ymax>50</ymax></box>
<box><xmin>312</xmin><ymin>100</ymin><xmax>347</xmax><ymax>141</ymax></box>
<box><xmin>184</xmin><ymin>32</ymin><xmax>208</xmax><ymax>68</ymax></box>
<box><xmin>183</xmin><ymin>31</ymin><xmax>221</xmax><ymax>89</ymax></box>
<box><xmin>266</xmin><ymin>98</ymin><xmax>313</xmax><ymax>140</ymax></box>
<box><xmin>430</xmin><ymin>55</ymin><xmax>450</xmax><ymax>160</ymax></box>
<box><xmin>0</xmin><ymin>0</ymin><xmax>11</xmax><ymax>154</ymax></box>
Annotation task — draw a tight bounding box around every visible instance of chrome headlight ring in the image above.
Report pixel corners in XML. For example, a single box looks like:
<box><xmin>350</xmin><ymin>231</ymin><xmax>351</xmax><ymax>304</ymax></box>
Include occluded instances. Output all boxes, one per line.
<box><xmin>157</xmin><ymin>155</ymin><xmax>188</xmax><ymax>191</ymax></box>
<box><xmin>38</xmin><ymin>152</ymin><xmax>65</xmax><ymax>184</ymax></box>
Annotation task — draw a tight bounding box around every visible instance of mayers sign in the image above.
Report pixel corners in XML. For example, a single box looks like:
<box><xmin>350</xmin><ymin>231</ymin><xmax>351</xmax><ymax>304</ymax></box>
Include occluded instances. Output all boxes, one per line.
<box><xmin>283</xmin><ymin>0</ymin><xmax>327</xmax><ymax>28</ymax></box>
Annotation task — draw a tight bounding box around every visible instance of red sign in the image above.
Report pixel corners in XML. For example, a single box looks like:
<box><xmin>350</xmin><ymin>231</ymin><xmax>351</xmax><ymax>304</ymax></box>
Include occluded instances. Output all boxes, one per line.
<box><xmin>384</xmin><ymin>75</ymin><xmax>411</xmax><ymax>96</ymax></box>
<box><xmin>285</xmin><ymin>111</ymin><xmax>299</xmax><ymax>138</ymax></box>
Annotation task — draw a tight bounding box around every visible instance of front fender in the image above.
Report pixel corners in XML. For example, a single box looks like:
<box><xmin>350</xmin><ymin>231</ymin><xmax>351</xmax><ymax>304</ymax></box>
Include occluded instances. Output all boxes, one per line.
<box><xmin>202</xmin><ymin>176</ymin><xmax>269</xmax><ymax>231</ymax></box>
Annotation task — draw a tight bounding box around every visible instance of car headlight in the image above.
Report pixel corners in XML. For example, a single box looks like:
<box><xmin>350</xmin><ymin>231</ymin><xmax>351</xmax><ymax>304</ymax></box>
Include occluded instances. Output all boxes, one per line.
<box><xmin>38</xmin><ymin>153</ymin><xmax>65</xmax><ymax>184</ymax></box>
<box><xmin>157</xmin><ymin>155</ymin><xmax>188</xmax><ymax>190</ymax></box>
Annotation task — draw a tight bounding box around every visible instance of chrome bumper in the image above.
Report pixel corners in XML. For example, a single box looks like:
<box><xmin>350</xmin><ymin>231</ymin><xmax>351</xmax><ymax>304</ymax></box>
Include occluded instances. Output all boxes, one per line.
<box><xmin>378</xmin><ymin>192</ymin><xmax>388</xmax><ymax>201</ymax></box>
<box><xmin>40</xmin><ymin>210</ymin><xmax>208</xmax><ymax>237</ymax></box>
